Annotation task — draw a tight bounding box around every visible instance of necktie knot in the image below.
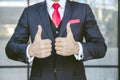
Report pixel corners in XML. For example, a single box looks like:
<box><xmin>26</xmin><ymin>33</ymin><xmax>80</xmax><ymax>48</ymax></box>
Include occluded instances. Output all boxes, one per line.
<box><xmin>52</xmin><ymin>3</ymin><xmax>60</xmax><ymax>10</ymax></box>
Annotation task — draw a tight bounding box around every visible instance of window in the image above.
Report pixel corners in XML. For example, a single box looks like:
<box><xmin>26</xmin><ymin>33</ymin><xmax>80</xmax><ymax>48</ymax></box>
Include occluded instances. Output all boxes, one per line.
<box><xmin>0</xmin><ymin>0</ymin><xmax>119</xmax><ymax>80</ymax></box>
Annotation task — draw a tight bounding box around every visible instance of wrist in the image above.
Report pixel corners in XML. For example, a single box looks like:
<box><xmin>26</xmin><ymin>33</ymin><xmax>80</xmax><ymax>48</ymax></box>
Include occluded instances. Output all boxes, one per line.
<box><xmin>28</xmin><ymin>45</ymin><xmax>34</xmax><ymax>57</ymax></box>
<box><xmin>74</xmin><ymin>42</ymin><xmax>79</xmax><ymax>55</ymax></box>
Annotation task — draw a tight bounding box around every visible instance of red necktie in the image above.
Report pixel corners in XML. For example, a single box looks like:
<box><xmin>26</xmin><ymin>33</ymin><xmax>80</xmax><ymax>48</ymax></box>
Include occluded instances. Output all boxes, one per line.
<box><xmin>52</xmin><ymin>3</ymin><xmax>61</xmax><ymax>28</ymax></box>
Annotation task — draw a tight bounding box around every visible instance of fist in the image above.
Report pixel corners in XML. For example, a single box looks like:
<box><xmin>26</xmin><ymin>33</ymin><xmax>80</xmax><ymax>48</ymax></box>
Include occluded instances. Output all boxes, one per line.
<box><xmin>55</xmin><ymin>23</ymin><xmax>79</xmax><ymax>56</ymax></box>
<box><xmin>28</xmin><ymin>25</ymin><xmax>52</xmax><ymax>58</ymax></box>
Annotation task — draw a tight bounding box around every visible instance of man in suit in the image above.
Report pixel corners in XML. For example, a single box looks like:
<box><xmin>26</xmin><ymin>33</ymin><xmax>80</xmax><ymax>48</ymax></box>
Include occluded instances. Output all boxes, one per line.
<box><xmin>5</xmin><ymin>0</ymin><xmax>107</xmax><ymax>80</ymax></box>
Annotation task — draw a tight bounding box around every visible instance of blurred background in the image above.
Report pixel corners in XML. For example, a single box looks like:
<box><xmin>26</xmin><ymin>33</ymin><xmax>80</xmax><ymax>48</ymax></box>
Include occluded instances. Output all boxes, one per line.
<box><xmin>0</xmin><ymin>0</ymin><xmax>119</xmax><ymax>80</ymax></box>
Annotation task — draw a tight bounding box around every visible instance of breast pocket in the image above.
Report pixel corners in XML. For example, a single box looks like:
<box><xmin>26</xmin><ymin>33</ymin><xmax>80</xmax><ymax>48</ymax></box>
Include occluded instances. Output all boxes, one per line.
<box><xmin>70</xmin><ymin>23</ymin><xmax>84</xmax><ymax>41</ymax></box>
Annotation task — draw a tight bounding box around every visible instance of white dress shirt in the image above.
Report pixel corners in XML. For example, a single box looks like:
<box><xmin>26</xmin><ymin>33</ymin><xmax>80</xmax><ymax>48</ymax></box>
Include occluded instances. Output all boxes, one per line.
<box><xmin>26</xmin><ymin>0</ymin><xmax>84</xmax><ymax>63</ymax></box>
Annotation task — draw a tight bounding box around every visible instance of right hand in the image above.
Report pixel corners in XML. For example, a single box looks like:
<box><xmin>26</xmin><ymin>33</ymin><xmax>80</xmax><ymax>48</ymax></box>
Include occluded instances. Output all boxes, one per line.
<box><xmin>28</xmin><ymin>25</ymin><xmax>52</xmax><ymax>58</ymax></box>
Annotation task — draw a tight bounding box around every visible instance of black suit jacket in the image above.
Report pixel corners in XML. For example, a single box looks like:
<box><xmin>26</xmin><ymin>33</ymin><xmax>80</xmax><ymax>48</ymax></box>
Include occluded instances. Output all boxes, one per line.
<box><xmin>5</xmin><ymin>0</ymin><xmax>107</xmax><ymax>80</ymax></box>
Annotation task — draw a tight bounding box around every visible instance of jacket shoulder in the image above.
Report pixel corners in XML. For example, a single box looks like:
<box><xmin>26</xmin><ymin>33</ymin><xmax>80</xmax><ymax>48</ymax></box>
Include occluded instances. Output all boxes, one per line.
<box><xmin>25</xmin><ymin>1</ymin><xmax>45</xmax><ymax>10</ymax></box>
<box><xmin>70</xmin><ymin>1</ymin><xmax>90</xmax><ymax>8</ymax></box>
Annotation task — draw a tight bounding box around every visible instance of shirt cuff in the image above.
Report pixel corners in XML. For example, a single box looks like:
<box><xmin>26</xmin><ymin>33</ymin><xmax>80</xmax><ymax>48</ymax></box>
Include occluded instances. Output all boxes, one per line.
<box><xmin>74</xmin><ymin>42</ymin><xmax>84</xmax><ymax>60</ymax></box>
<box><xmin>26</xmin><ymin>44</ymin><xmax>34</xmax><ymax>63</ymax></box>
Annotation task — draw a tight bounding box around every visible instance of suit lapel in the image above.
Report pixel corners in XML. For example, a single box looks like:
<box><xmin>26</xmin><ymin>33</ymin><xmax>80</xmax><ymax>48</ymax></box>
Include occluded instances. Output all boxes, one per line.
<box><xmin>38</xmin><ymin>1</ymin><xmax>74</xmax><ymax>40</ymax></box>
<box><xmin>38</xmin><ymin>1</ymin><xmax>54</xmax><ymax>41</ymax></box>
<box><xmin>59</xmin><ymin>1</ymin><xmax>75</xmax><ymax>37</ymax></box>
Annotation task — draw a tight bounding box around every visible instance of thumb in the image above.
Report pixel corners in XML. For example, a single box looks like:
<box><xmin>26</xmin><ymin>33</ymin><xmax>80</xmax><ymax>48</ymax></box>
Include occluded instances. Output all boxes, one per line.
<box><xmin>66</xmin><ymin>23</ymin><xmax>73</xmax><ymax>38</ymax></box>
<box><xmin>34</xmin><ymin>25</ymin><xmax>42</xmax><ymax>42</ymax></box>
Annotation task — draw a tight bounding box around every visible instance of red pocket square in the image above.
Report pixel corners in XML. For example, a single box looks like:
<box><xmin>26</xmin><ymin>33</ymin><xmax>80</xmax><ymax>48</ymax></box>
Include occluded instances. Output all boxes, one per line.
<box><xmin>69</xmin><ymin>19</ymin><xmax>80</xmax><ymax>24</ymax></box>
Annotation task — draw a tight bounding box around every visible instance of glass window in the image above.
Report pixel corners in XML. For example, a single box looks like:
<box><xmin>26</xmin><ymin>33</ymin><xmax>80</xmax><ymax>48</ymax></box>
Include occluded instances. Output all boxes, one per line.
<box><xmin>29</xmin><ymin>0</ymin><xmax>44</xmax><ymax>5</ymax></box>
<box><xmin>0</xmin><ymin>0</ymin><xmax>119</xmax><ymax>80</ymax></box>
<box><xmin>0</xmin><ymin>0</ymin><xmax>27</xmax><ymax>66</ymax></box>
<box><xmin>76</xmin><ymin>0</ymin><xmax>118</xmax><ymax>80</ymax></box>
<box><xmin>0</xmin><ymin>68</ymin><xmax>27</xmax><ymax>80</ymax></box>
<box><xmin>75</xmin><ymin>0</ymin><xmax>118</xmax><ymax>64</ymax></box>
<box><xmin>86</xmin><ymin>68</ymin><xmax>118</xmax><ymax>80</ymax></box>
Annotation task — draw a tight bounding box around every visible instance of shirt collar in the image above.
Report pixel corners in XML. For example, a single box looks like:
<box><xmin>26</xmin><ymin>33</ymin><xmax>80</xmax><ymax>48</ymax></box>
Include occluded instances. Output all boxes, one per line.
<box><xmin>46</xmin><ymin>0</ymin><xmax>67</xmax><ymax>9</ymax></box>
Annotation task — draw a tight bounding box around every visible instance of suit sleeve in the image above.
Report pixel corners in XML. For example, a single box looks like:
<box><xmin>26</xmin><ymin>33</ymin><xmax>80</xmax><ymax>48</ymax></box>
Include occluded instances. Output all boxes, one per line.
<box><xmin>81</xmin><ymin>5</ymin><xmax>107</xmax><ymax>61</ymax></box>
<box><xmin>5</xmin><ymin>8</ymin><xmax>29</xmax><ymax>63</ymax></box>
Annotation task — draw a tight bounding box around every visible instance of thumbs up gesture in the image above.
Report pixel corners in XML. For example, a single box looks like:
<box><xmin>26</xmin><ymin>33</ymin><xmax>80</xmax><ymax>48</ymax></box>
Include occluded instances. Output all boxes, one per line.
<box><xmin>28</xmin><ymin>25</ymin><xmax>52</xmax><ymax>58</ymax></box>
<box><xmin>55</xmin><ymin>23</ymin><xmax>79</xmax><ymax>56</ymax></box>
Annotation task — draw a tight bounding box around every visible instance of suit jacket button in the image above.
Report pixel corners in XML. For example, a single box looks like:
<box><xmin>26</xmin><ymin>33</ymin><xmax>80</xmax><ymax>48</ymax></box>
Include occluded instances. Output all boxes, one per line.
<box><xmin>56</xmin><ymin>31</ymin><xmax>59</xmax><ymax>34</ymax></box>
<box><xmin>54</xmin><ymin>69</ymin><xmax>56</xmax><ymax>72</ymax></box>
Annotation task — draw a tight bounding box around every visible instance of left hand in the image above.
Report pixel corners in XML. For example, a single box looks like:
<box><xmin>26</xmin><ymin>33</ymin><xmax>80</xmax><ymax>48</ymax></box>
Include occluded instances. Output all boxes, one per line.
<box><xmin>55</xmin><ymin>23</ymin><xmax>79</xmax><ymax>56</ymax></box>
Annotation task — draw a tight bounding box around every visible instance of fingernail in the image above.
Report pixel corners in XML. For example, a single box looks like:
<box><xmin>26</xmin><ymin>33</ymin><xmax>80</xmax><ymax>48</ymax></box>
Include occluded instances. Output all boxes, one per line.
<box><xmin>38</xmin><ymin>25</ymin><xmax>40</xmax><ymax>28</ymax></box>
<box><xmin>67</xmin><ymin>22</ymin><xmax>70</xmax><ymax>26</ymax></box>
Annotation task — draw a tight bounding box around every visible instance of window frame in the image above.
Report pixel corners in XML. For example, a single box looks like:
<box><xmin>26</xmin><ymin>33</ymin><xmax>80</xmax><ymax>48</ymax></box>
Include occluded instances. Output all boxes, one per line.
<box><xmin>118</xmin><ymin>0</ymin><xmax>120</xmax><ymax>79</ymax></box>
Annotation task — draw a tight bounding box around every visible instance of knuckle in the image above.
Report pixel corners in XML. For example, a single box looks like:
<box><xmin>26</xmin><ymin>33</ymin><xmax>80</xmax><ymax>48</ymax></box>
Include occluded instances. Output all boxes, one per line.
<box><xmin>48</xmin><ymin>53</ymin><xmax>51</xmax><ymax>55</ymax></box>
<box><xmin>55</xmin><ymin>38</ymin><xmax>60</xmax><ymax>41</ymax></box>
<box><xmin>48</xmin><ymin>44</ymin><xmax>52</xmax><ymax>47</ymax></box>
<box><xmin>55</xmin><ymin>47</ymin><xmax>58</xmax><ymax>50</ymax></box>
<box><xmin>40</xmin><ymin>46</ymin><xmax>45</xmax><ymax>50</ymax></box>
<box><xmin>41</xmin><ymin>50</ymin><xmax>45</xmax><ymax>53</ymax></box>
<box><xmin>40</xmin><ymin>54</ymin><xmax>45</xmax><ymax>58</ymax></box>
<box><xmin>55</xmin><ymin>38</ymin><xmax>59</xmax><ymax>40</ymax></box>
<box><xmin>46</xmin><ymin>39</ymin><xmax>51</xmax><ymax>42</ymax></box>
<box><xmin>47</xmin><ymin>49</ymin><xmax>50</xmax><ymax>52</ymax></box>
<box><xmin>48</xmin><ymin>40</ymin><xmax>52</xmax><ymax>43</ymax></box>
<box><xmin>49</xmin><ymin>48</ymin><xmax>52</xmax><ymax>51</ymax></box>
<box><xmin>37</xmin><ymin>54</ymin><xmax>42</xmax><ymax>58</ymax></box>
<box><xmin>50</xmin><ymin>45</ymin><xmax>52</xmax><ymax>48</ymax></box>
<box><xmin>55</xmin><ymin>43</ymin><xmax>58</xmax><ymax>47</ymax></box>
<box><xmin>47</xmin><ymin>45</ymin><xmax>51</xmax><ymax>49</ymax></box>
